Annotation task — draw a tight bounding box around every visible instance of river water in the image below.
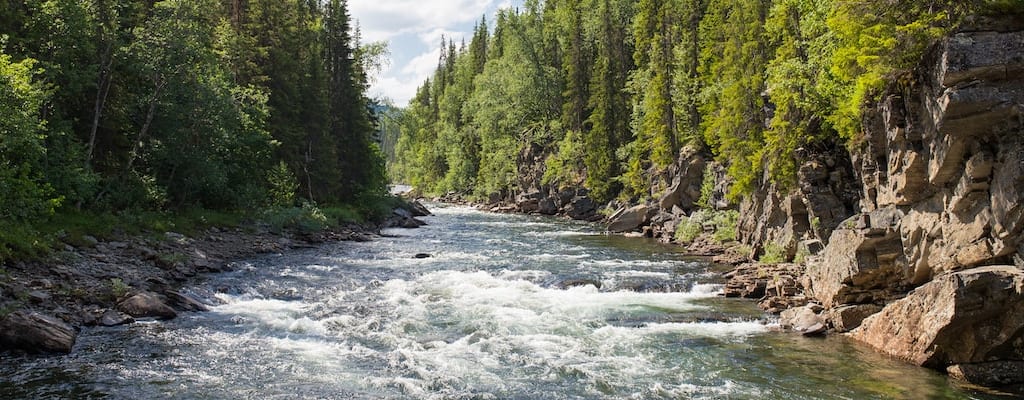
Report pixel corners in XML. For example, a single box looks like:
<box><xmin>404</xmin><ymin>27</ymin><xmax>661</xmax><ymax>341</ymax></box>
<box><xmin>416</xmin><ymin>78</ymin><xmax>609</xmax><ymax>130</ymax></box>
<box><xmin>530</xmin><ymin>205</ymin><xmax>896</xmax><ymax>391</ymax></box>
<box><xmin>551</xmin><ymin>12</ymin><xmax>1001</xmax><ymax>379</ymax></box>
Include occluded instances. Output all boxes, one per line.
<box><xmin>0</xmin><ymin>204</ymin><xmax>1004</xmax><ymax>399</ymax></box>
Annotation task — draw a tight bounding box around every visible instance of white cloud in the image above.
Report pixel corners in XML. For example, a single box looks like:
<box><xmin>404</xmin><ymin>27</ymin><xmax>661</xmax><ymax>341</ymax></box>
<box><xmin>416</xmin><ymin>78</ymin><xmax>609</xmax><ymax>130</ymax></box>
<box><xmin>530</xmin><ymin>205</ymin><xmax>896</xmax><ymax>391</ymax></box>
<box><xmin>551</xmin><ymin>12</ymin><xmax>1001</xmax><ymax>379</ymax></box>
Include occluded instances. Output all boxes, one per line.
<box><xmin>349</xmin><ymin>0</ymin><xmax>522</xmax><ymax>106</ymax></box>
<box><xmin>401</xmin><ymin>48</ymin><xmax>442</xmax><ymax>77</ymax></box>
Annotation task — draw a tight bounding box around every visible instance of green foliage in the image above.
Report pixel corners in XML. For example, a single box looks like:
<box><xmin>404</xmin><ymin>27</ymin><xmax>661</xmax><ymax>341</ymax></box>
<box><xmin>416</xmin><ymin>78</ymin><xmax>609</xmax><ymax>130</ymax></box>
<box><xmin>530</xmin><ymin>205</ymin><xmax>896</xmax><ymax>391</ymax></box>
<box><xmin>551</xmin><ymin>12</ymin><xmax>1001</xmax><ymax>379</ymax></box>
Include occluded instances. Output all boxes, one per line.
<box><xmin>0</xmin><ymin>51</ymin><xmax>60</xmax><ymax>222</ymax></box>
<box><xmin>710</xmin><ymin>210</ymin><xmax>739</xmax><ymax>243</ymax></box>
<box><xmin>793</xmin><ymin>245</ymin><xmax>811</xmax><ymax>264</ymax></box>
<box><xmin>696</xmin><ymin>167</ymin><xmax>716</xmax><ymax>210</ymax></box>
<box><xmin>674</xmin><ymin>209</ymin><xmax>739</xmax><ymax>244</ymax></box>
<box><xmin>0</xmin><ymin>0</ymin><xmax>390</xmax><ymax>263</ymax></box>
<box><xmin>261</xmin><ymin>202</ymin><xmax>329</xmax><ymax>234</ymax></box>
<box><xmin>110</xmin><ymin>278</ymin><xmax>131</xmax><ymax>299</ymax></box>
<box><xmin>826</xmin><ymin>0</ymin><xmax>978</xmax><ymax>141</ymax></box>
<box><xmin>268</xmin><ymin>161</ymin><xmax>299</xmax><ymax>207</ymax></box>
<box><xmin>385</xmin><ymin>0</ymin><xmax>1015</xmax><ymax>221</ymax></box>
<box><xmin>543</xmin><ymin>129</ymin><xmax>585</xmax><ymax>188</ymax></box>
<box><xmin>759</xmin><ymin>241</ymin><xmax>788</xmax><ymax>264</ymax></box>
<box><xmin>674</xmin><ymin>211</ymin><xmax>706</xmax><ymax>244</ymax></box>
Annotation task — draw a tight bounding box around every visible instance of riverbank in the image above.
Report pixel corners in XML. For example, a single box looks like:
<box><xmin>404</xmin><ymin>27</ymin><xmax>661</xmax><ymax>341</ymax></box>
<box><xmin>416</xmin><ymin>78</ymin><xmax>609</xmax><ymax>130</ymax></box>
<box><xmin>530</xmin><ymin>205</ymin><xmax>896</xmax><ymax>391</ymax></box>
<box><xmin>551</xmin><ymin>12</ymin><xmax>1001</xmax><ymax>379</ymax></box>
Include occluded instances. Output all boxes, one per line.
<box><xmin>0</xmin><ymin>200</ymin><xmax>433</xmax><ymax>354</ymax></box>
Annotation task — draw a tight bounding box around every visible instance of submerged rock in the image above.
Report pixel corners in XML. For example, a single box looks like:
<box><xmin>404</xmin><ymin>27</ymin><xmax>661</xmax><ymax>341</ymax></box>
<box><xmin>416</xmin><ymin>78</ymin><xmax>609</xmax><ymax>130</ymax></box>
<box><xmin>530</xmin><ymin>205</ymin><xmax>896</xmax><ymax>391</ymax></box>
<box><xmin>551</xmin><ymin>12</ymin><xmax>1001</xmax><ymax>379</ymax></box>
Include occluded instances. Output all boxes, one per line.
<box><xmin>0</xmin><ymin>311</ymin><xmax>77</xmax><ymax>353</ymax></box>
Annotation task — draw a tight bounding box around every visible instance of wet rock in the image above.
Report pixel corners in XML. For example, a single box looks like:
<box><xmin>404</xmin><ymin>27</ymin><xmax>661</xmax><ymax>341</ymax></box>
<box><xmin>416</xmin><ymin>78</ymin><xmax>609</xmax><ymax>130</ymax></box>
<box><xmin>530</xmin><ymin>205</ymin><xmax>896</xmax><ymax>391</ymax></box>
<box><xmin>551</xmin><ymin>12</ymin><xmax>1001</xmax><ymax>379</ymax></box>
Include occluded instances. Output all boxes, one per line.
<box><xmin>99</xmin><ymin>310</ymin><xmax>134</xmax><ymax>327</ymax></box>
<box><xmin>0</xmin><ymin>311</ymin><xmax>76</xmax><ymax>354</ymax></box>
<box><xmin>165</xmin><ymin>290</ymin><xmax>210</xmax><ymax>312</ymax></box>
<box><xmin>607</xmin><ymin>205</ymin><xmax>650</xmax><ymax>233</ymax></box>
<box><xmin>117</xmin><ymin>291</ymin><xmax>177</xmax><ymax>320</ymax></box>
<box><xmin>556</xmin><ymin>279</ymin><xmax>602</xmax><ymax>290</ymax></box>
<box><xmin>800</xmin><ymin>322</ymin><xmax>827</xmax><ymax>336</ymax></box>
<box><xmin>780</xmin><ymin>304</ymin><xmax>825</xmax><ymax>334</ymax></box>
<box><xmin>850</xmin><ymin>266</ymin><xmax>1024</xmax><ymax>377</ymax></box>
<box><xmin>947</xmin><ymin>361</ymin><xmax>1024</xmax><ymax>387</ymax></box>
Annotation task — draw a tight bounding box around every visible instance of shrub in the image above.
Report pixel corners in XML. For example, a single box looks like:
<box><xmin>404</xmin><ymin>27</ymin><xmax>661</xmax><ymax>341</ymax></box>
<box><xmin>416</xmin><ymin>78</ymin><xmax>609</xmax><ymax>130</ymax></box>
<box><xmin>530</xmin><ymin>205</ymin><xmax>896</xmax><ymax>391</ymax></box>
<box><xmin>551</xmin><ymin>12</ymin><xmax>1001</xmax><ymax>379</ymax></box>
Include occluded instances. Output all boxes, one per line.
<box><xmin>759</xmin><ymin>241</ymin><xmax>788</xmax><ymax>264</ymax></box>
<box><xmin>710</xmin><ymin>210</ymin><xmax>740</xmax><ymax>243</ymax></box>
<box><xmin>675</xmin><ymin>211</ymin><xmax>707</xmax><ymax>244</ymax></box>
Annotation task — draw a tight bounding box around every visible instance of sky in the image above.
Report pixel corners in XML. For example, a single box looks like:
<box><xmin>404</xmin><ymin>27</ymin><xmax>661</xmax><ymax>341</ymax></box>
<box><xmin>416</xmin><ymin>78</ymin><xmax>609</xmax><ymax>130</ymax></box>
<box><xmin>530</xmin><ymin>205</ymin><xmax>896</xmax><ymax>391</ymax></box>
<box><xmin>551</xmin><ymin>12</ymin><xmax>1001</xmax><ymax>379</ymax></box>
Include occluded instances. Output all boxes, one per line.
<box><xmin>349</xmin><ymin>0</ymin><xmax>524</xmax><ymax>107</ymax></box>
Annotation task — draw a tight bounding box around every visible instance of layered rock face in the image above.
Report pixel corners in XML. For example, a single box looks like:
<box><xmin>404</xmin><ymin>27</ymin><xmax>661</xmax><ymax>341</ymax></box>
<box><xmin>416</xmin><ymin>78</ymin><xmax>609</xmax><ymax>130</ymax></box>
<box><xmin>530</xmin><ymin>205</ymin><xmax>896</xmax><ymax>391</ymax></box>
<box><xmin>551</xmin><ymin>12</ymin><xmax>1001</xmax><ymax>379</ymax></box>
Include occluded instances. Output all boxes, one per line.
<box><xmin>805</xmin><ymin>22</ymin><xmax>1024</xmax><ymax>383</ymax></box>
<box><xmin>738</xmin><ymin>146</ymin><xmax>860</xmax><ymax>260</ymax></box>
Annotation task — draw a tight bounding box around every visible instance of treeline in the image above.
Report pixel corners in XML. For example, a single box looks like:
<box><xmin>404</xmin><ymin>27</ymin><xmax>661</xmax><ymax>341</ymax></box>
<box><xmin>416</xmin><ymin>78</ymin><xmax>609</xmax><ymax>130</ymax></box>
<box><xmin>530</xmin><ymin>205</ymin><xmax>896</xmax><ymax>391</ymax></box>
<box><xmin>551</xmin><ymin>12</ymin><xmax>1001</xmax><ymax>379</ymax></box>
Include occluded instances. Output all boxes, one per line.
<box><xmin>1</xmin><ymin>0</ymin><xmax>387</xmax><ymax>251</ymax></box>
<box><xmin>390</xmin><ymin>0</ymin><xmax>1020</xmax><ymax>205</ymax></box>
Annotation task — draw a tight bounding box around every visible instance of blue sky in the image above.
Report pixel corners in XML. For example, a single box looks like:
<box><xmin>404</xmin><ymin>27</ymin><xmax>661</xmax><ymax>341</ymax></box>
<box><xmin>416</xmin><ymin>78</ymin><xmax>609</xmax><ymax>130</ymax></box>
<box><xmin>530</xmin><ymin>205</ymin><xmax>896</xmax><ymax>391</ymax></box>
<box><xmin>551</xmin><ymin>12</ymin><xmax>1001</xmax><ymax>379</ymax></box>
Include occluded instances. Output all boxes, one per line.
<box><xmin>350</xmin><ymin>0</ymin><xmax>524</xmax><ymax>106</ymax></box>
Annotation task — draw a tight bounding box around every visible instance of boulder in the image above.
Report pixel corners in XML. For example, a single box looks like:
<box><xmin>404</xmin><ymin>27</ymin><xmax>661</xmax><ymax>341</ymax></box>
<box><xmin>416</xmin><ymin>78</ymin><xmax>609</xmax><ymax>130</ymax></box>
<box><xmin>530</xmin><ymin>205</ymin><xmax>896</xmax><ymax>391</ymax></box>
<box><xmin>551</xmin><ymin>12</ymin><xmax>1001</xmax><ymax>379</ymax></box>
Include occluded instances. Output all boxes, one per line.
<box><xmin>165</xmin><ymin>290</ymin><xmax>211</xmax><ymax>312</ymax></box>
<box><xmin>538</xmin><ymin>197</ymin><xmax>558</xmax><ymax>215</ymax></box>
<box><xmin>829</xmin><ymin>304</ymin><xmax>882</xmax><ymax>333</ymax></box>
<box><xmin>779</xmin><ymin>304</ymin><xmax>825</xmax><ymax>335</ymax></box>
<box><xmin>409</xmin><ymin>200</ymin><xmax>433</xmax><ymax>217</ymax></box>
<box><xmin>0</xmin><ymin>311</ymin><xmax>77</xmax><ymax>353</ymax></box>
<box><xmin>607</xmin><ymin>205</ymin><xmax>650</xmax><ymax>233</ymax></box>
<box><xmin>565</xmin><ymin>196</ymin><xmax>596</xmax><ymax>220</ymax></box>
<box><xmin>99</xmin><ymin>310</ymin><xmax>135</xmax><ymax>327</ymax></box>
<box><xmin>117</xmin><ymin>291</ymin><xmax>177</xmax><ymax>320</ymax></box>
<box><xmin>804</xmin><ymin>208</ymin><xmax>908</xmax><ymax>307</ymax></box>
<box><xmin>849</xmin><ymin>266</ymin><xmax>1024</xmax><ymax>378</ymax></box>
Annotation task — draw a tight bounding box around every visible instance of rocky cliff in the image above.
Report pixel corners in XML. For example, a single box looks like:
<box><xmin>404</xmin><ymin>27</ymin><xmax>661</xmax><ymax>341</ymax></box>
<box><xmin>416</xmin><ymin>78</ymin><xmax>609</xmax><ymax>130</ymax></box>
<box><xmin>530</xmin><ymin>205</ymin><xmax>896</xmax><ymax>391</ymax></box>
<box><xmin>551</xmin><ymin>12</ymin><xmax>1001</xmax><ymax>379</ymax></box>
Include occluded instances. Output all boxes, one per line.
<box><xmin>801</xmin><ymin>20</ymin><xmax>1024</xmax><ymax>386</ymax></box>
<box><xmin>487</xmin><ymin>19</ymin><xmax>1024</xmax><ymax>388</ymax></box>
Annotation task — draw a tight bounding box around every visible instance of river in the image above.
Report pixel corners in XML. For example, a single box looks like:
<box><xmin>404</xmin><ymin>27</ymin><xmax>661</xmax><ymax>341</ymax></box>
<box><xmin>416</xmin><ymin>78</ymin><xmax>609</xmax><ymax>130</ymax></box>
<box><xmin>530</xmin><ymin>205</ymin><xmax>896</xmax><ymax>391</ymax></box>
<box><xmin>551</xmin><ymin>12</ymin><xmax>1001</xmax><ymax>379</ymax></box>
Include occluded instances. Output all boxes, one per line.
<box><xmin>0</xmin><ymin>204</ymin><xmax>1002</xmax><ymax>399</ymax></box>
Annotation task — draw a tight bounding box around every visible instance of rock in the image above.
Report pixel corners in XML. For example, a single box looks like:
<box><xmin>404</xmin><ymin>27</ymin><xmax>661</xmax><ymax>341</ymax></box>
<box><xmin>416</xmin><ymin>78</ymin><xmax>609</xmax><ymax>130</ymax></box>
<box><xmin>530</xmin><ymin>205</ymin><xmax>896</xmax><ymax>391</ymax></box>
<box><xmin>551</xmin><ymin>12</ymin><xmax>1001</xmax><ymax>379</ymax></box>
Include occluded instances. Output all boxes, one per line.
<box><xmin>399</xmin><ymin>217</ymin><xmax>426</xmax><ymax>229</ymax></box>
<box><xmin>556</xmin><ymin>279</ymin><xmax>602</xmax><ymax>290</ymax></box>
<box><xmin>947</xmin><ymin>361</ymin><xmax>1024</xmax><ymax>387</ymax></box>
<box><xmin>393</xmin><ymin>207</ymin><xmax>414</xmax><ymax>219</ymax></box>
<box><xmin>0</xmin><ymin>311</ymin><xmax>77</xmax><ymax>353</ymax></box>
<box><xmin>607</xmin><ymin>205</ymin><xmax>650</xmax><ymax>233</ymax></box>
<box><xmin>538</xmin><ymin>197</ymin><xmax>558</xmax><ymax>215</ymax></box>
<box><xmin>805</xmin><ymin>208</ymin><xmax>908</xmax><ymax>307</ymax></box>
<box><xmin>780</xmin><ymin>304</ymin><xmax>825</xmax><ymax>334</ymax></box>
<box><xmin>99</xmin><ymin>310</ymin><xmax>134</xmax><ymax>327</ymax></box>
<box><xmin>800</xmin><ymin>322</ymin><xmax>827</xmax><ymax>336</ymax></box>
<box><xmin>829</xmin><ymin>304</ymin><xmax>882</xmax><ymax>333</ymax></box>
<box><xmin>165</xmin><ymin>290</ymin><xmax>210</xmax><ymax>312</ymax></box>
<box><xmin>722</xmin><ymin>263</ymin><xmax>805</xmax><ymax>313</ymax></box>
<box><xmin>409</xmin><ymin>200</ymin><xmax>432</xmax><ymax>217</ymax></box>
<box><xmin>117</xmin><ymin>292</ymin><xmax>177</xmax><ymax>320</ymax></box>
<box><xmin>414</xmin><ymin>253</ymin><xmax>432</xmax><ymax>259</ymax></box>
<box><xmin>27</xmin><ymin>290</ymin><xmax>51</xmax><ymax>303</ymax></box>
<box><xmin>849</xmin><ymin>266</ymin><xmax>1024</xmax><ymax>376</ymax></box>
<box><xmin>81</xmin><ymin>235</ymin><xmax>99</xmax><ymax>247</ymax></box>
<box><xmin>565</xmin><ymin>196</ymin><xmax>596</xmax><ymax>220</ymax></box>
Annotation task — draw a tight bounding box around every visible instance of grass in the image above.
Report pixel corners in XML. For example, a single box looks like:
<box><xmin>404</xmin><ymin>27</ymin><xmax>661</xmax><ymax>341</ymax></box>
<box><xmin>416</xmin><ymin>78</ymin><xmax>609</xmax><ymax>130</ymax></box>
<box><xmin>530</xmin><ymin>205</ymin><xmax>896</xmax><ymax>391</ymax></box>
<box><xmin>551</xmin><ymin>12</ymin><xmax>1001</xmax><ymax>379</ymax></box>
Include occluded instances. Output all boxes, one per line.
<box><xmin>0</xmin><ymin>194</ymin><xmax>400</xmax><ymax>264</ymax></box>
